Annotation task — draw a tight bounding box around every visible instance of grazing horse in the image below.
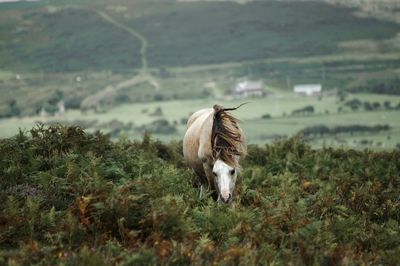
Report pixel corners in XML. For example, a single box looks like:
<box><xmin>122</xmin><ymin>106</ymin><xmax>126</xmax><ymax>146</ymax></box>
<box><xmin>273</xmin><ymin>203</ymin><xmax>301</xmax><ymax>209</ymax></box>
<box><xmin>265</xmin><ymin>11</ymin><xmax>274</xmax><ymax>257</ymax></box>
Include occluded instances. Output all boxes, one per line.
<box><xmin>183</xmin><ymin>104</ymin><xmax>247</xmax><ymax>203</ymax></box>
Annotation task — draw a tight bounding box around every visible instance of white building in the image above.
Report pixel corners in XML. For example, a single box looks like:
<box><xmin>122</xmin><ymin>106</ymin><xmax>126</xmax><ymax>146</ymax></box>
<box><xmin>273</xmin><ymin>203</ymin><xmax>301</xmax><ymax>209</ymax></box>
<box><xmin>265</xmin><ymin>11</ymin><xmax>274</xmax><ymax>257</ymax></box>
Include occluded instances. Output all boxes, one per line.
<box><xmin>294</xmin><ymin>84</ymin><xmax>322</xmax><ymax>96</ymax></box>
<box><xmin>232</xmin><ymin>80</ymin><xmax>265</xmax><ymax>98</ymax></box>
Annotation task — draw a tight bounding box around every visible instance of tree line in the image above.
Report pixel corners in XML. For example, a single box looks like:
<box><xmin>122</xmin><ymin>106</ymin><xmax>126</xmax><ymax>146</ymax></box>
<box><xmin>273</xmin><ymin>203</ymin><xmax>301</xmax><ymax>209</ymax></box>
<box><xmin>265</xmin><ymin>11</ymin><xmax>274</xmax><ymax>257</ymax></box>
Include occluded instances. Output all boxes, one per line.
<box><xmin>300</xmin><ymin>124</ymin><xmax>391</xmax><ymax>138</ymax></box>
<box><xmin>348</xmin><ymin>78</ymin><xmax>400</xmax><ymax>95</ymax></box>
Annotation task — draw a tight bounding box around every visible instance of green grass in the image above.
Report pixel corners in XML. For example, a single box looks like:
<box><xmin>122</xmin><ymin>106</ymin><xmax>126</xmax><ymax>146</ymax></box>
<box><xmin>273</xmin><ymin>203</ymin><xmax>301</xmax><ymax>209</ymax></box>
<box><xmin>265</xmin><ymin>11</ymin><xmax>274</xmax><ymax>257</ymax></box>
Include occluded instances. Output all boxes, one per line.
<box><xmin>246</xmin><ymin>110</ymin><xmax>400</xmax><ymax>140</ymax></box>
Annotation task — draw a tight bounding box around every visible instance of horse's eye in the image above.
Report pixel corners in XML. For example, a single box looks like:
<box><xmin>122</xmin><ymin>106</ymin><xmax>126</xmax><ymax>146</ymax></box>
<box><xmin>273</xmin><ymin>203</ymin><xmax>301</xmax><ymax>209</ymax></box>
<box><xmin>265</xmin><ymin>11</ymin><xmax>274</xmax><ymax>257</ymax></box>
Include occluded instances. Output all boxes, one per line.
<box><xmin>212</xmin><ymin>171</ymin><xmax>217</xmax><ymax>176</ymax></box>
<box><xmin>230</xmin><ymin>169</ymin><xmax>235</xmax><ymax>175</ymax></box>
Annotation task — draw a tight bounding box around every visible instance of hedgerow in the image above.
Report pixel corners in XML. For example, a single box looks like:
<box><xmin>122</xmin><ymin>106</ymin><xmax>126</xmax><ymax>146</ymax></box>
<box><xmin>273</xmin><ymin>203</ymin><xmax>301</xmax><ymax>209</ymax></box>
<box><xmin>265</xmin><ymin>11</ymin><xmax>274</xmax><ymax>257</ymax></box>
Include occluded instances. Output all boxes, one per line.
<box><xmin>0</xmin><ymin>125</ymin><xmax>399</xmax><ymax>265</ymax></box>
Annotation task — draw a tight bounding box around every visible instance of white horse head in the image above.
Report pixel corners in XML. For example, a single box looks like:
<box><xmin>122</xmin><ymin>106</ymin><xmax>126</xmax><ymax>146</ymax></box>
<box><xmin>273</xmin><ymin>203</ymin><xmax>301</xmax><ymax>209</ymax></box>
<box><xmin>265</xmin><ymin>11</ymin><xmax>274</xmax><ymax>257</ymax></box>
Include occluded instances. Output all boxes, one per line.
<box><xmin>212</xmin><ymin>159</ymin><xmax>237</xmax><ymax>203</ymax></box>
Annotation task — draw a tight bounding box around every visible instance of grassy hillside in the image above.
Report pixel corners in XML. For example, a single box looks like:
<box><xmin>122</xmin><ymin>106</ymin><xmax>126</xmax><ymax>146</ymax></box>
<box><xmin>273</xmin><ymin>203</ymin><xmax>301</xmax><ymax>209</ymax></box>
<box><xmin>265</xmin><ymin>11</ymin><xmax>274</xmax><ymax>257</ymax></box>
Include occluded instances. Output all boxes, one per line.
<box><xmin>0</xmin><ymin>7</ymin><xmax>142</xmax><ymax>72</ymax></box>
<box><xmin>0</xmin><ymin>1</ymin><xmax>399</xmax><ymax>72</ymax></box>
<box><xmin>1</xmin><ymin>125</ymin><xmax>399</xmax><ymax>264</ymax></box>
<box><xmin>122</xmin><ymin>1</ymin><xmax>400</xmax><ymax>67</ymax></box>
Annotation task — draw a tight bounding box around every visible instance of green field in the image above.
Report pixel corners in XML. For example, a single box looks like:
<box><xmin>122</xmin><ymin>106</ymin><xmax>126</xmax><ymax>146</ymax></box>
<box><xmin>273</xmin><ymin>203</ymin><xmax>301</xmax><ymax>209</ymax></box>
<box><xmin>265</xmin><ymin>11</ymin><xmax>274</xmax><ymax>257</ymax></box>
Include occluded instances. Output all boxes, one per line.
<box><xmin>1</xmin><ymin>93</ymin><xmax>399</xmax><ymax>149</ymax></box>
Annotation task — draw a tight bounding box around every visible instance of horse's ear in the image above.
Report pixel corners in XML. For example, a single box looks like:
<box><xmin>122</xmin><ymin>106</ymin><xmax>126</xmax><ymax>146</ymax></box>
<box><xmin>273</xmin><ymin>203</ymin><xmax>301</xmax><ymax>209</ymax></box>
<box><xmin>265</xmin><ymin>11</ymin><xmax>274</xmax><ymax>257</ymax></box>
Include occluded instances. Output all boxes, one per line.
<box><xmin>213</xmin><ymin>104</ymin><xmax>224</xmax><ymax>112</ymax></box>
<box><xmin>213</xmin><ymin>104</ymin><xmax>224</xmax><ymax>120</ymax></box>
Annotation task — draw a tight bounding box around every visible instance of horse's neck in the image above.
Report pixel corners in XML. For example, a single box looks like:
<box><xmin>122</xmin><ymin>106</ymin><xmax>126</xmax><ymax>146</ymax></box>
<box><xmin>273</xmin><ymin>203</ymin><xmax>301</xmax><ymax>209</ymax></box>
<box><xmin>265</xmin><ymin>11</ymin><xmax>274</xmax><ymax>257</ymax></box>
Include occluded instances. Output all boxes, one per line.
<box><xmin>198</xmin><ymin>113</ymin><xmax>214</xmax><ymax>160</ymax></box>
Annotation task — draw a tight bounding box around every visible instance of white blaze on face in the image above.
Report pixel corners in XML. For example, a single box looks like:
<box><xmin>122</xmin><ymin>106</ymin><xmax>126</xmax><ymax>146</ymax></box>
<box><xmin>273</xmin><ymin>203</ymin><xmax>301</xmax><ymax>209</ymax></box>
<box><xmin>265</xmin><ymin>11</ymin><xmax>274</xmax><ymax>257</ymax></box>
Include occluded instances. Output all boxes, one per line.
<box><xmin>212</xmin><ymin>159</ymin><xmax>237</xmax><ymax>203</ymax></box>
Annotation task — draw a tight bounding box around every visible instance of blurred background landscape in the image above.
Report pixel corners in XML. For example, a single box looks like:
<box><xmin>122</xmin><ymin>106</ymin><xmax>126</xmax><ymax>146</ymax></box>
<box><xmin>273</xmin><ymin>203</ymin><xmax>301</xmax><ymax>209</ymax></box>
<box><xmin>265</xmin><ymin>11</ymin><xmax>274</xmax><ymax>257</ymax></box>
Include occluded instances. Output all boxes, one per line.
<box><xmin>1</xmin><ymin>0</ymin><xmax>400</xmax><ymax>149</ymax></box>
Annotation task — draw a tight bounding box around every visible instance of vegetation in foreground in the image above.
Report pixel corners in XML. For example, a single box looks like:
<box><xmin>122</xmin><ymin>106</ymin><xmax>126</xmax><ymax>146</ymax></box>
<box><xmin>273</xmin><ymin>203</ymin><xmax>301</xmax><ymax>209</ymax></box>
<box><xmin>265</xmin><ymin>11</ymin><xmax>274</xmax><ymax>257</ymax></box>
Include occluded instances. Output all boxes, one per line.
<box><xmin>0</xmin><ymin>125</ymin><xmax>399</xmax><ymax>265</ymax></box>
<box><xmin>1</xmin><ymin>0</ymin><xmax>400</xmax><ymax>137</ymax></box>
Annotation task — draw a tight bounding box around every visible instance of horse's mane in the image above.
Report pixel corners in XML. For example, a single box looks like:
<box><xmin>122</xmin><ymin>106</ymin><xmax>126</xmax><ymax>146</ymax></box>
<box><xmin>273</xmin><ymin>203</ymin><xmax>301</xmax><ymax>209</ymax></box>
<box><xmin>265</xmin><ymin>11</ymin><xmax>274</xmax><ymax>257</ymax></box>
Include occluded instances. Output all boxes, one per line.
<box><xmin>211</xmin><ymin>104</ymin><xmax>246</xmax><ymax>167</ymax></box>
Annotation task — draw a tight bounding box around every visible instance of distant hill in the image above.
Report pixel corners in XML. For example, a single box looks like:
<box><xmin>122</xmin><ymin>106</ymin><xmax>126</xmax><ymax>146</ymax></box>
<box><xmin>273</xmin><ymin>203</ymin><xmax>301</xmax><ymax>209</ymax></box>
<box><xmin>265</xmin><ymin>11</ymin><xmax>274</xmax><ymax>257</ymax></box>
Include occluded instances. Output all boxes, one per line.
<box><xmin>0</xmin><ymin>0</ymin><xmax>399</xmax><ymax>72</ymax></box>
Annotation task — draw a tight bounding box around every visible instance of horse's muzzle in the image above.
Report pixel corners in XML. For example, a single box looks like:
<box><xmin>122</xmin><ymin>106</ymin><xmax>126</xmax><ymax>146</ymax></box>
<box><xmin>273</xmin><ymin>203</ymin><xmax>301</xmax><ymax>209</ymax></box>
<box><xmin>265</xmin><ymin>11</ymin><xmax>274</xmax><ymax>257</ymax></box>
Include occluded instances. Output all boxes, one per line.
<box><xmin>220</xmin><ymin>193</ymin><xmax>232</xmax><ymax>204</ymax></box>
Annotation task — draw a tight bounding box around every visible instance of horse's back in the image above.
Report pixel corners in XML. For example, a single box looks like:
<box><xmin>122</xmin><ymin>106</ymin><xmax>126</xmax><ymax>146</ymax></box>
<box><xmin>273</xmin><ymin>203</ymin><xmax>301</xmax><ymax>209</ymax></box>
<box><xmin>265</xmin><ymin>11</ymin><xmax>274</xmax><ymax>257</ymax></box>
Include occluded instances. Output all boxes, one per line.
<box><xmin>186</xmin><ymin>108</ymin><xmax>212</xmax><ymax>129</ymax></box>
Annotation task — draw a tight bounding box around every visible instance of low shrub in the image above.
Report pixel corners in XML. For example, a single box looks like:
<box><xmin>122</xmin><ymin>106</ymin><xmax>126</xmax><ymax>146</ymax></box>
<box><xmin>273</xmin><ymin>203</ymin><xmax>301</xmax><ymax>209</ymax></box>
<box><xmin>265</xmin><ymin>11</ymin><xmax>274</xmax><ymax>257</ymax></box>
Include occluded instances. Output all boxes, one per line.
<box><xmin>0</xmin><ymin>125</ymin><xmax>399</xmax><ymax>264</ymax></box>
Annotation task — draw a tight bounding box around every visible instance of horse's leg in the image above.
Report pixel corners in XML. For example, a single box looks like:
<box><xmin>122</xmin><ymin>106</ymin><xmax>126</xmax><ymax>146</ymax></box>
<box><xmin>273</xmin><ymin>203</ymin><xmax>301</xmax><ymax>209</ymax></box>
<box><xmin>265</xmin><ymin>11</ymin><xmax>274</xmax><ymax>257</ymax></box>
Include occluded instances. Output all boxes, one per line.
<box><xmin>199</xmin><ymin>185</ymin><xmax>204</xmax><ymax>199</ymax></box>
<box><xmin>194</xmin><ymin>168</ymin><xmax>208</xmax><ymax>200</ymax></box>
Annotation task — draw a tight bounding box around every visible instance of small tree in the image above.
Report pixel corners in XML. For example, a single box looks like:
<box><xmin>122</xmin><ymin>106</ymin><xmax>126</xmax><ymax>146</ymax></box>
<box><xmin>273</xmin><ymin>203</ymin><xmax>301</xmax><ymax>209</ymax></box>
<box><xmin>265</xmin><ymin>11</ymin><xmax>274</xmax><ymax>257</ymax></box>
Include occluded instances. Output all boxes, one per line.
<box><xmin>9</xmin><ymin>99</ymin><xmax>20</xmax><ymax>117</ymax></box>
<box><xmin>372</xmin><ymin>101</ymin><xmax>381</xmax><ymax>110</ymax></box>
<box><xmin>344</xmin><ymin>98</ymin><xmax>362</xmax><ymax>111</ymax></box>
<box><xmin>364</xmin><ymin>101</ymin><xmax>373</xmax><ymax>111</ymax></box>
<box><xmin>383</xmin><ymin>101</ymin><xmax>391</xmax><ymax>110</ymax></box>
<box><xmin>150</xmin><ymin>107</ymin><xmax>163</xmax><ymax>116</ymax></box>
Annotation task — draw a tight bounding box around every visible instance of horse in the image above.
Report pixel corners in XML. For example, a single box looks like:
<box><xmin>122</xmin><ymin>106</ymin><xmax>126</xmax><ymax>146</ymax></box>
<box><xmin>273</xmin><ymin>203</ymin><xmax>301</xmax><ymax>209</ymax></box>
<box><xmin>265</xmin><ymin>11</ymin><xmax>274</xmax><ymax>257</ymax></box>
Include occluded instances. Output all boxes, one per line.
<box><xmin>183</xmin><ymin>104</ymin><xmax>247</xmax><ymax>203</ymax></box>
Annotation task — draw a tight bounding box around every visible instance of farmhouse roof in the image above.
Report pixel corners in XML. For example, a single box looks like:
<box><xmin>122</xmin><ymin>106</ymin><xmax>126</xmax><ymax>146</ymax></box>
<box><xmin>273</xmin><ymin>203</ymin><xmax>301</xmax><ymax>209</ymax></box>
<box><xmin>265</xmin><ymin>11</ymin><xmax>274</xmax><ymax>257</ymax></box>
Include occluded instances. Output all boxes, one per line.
<box><xmin>294</xmin><ymin>84</ymin><xmax>322</xmax><ymax>93</ymax></box>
